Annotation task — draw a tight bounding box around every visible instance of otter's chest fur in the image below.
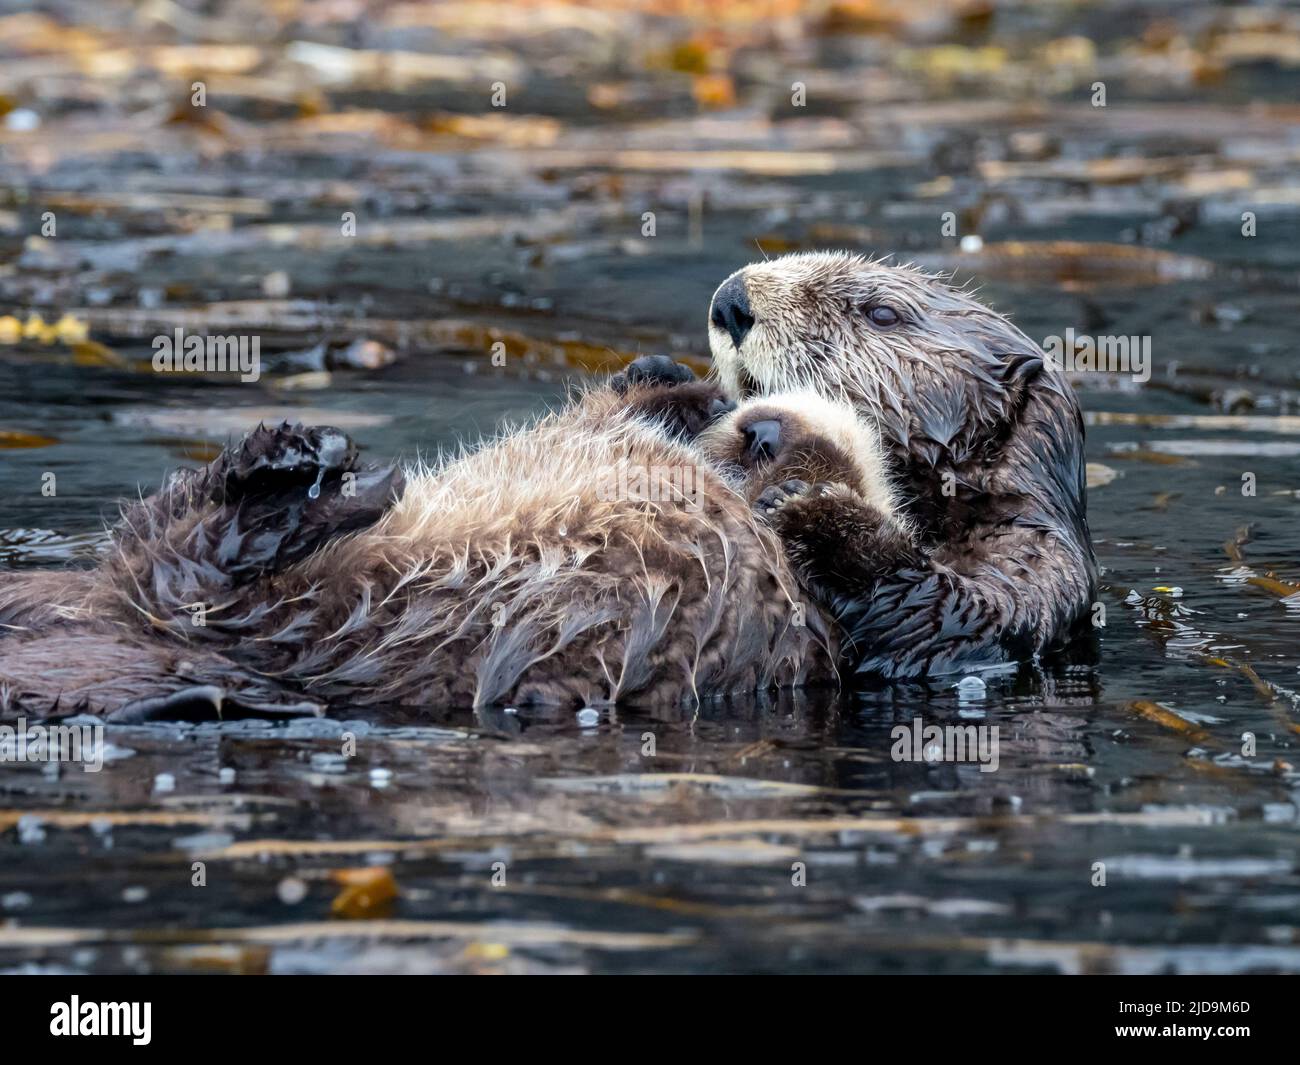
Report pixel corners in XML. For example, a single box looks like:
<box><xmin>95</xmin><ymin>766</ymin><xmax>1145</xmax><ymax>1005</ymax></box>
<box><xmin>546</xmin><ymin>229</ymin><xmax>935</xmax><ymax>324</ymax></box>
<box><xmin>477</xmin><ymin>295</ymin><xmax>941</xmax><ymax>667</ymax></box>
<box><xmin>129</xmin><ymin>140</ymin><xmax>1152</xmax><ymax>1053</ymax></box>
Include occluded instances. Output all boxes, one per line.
<box><xmin>264</xmin><ymin>401</ymin><xmax>834</xmax><ymax>707</ymax></box>
<box><xmin>42</xmin><ymin>390</ymin><xmax>837</xmax><ymax>715</ymax></box>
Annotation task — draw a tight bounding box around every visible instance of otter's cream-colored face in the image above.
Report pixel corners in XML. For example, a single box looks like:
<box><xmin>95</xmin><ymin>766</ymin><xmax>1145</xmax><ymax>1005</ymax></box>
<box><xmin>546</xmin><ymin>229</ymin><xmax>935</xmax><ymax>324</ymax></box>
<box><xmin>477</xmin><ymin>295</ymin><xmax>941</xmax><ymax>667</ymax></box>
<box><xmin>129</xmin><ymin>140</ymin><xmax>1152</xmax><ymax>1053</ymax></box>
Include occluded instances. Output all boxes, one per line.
<box><xmin>707</xmin><ymin>251</ymin><xmax>1051</xmax><ymax>470</ymax></box>
<box><xmin>696</xmin><ymin>390</ymin><xmax>901</xmax><ymax>519</ymax></box>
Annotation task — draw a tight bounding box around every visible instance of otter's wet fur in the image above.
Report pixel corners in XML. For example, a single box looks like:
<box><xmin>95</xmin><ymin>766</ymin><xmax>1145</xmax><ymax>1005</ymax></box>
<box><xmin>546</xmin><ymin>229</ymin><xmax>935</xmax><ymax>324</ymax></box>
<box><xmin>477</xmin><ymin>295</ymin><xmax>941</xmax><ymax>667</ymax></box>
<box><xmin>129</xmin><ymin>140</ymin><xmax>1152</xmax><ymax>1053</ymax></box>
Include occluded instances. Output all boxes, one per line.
<box><xmin>2</xmin><ymin>250</ymin><xmax>1092</xmax><ymax>714</ymax></box>
<box><xmin>0</xmin><ymin>377</ymin><xmax>901</xmax><ymax>719</ymax></box>
<box><xmin>706</xmin><ymin>251</ymin><xmax>1098</xmax><ymax>678</ymax></box>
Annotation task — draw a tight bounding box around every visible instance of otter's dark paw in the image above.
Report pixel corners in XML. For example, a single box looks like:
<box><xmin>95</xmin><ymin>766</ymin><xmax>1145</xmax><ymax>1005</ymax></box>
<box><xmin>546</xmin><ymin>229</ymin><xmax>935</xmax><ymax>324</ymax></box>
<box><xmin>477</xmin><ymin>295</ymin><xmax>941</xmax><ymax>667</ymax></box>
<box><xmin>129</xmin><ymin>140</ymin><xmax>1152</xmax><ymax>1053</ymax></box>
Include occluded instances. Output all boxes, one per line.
<box><xmin>754</xmin><ymin>479</ymin><xmax>818</xmax><ymax>520</ymax></box>
<box><xmin>625</xmin><ymin>381</ymin><xmax>735</xmax><ymax>441</ymax></box>
<box><xmin>215</xmin><ymin>422</ymin><xmax>354</xmax><ymax>503</ymax></box>
<box><xmin>757</xmin><ymin>481</ymin><xmax>922</xmax><ymax>599</ymax></box>
<box><xmin>205</xmin><ymin>422</ymin><xmax>404</xmax><ymax>583</ymax></box>
<box><xmin>611</xmin><ymin>355</ymin><xmax>697</xmax><ymax>394</ymax></box>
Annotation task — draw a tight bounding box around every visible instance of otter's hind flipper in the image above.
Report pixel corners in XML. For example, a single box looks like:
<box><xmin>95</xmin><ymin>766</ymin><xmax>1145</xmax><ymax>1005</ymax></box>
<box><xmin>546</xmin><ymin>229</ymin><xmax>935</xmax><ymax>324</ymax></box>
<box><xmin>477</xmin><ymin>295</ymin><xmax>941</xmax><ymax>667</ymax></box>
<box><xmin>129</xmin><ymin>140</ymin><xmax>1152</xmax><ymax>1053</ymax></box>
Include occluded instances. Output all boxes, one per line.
<box><xmin>0</xmin><ymin>629</ymin><xmax>325</xmax><ymax>722</ymax></box>
<box><xmin>111</xmin><ymin>422</ymin><xmax>404</xmax><ymax>612</ymax></box>
<box><xmin>211</xmin><ymin>422</ymin><xmax>405</xmax><ymax>582</ymax></box>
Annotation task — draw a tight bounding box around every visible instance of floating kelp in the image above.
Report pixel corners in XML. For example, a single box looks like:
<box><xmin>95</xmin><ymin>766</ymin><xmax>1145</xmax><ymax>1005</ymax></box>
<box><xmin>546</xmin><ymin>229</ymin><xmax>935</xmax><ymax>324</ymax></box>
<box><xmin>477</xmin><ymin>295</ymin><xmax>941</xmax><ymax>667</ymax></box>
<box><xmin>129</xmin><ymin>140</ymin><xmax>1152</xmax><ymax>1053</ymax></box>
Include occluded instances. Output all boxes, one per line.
<box><xmin>0</xmin><ymin>429</ymin><xmax>56</xmax><ymax>448</ymax></box>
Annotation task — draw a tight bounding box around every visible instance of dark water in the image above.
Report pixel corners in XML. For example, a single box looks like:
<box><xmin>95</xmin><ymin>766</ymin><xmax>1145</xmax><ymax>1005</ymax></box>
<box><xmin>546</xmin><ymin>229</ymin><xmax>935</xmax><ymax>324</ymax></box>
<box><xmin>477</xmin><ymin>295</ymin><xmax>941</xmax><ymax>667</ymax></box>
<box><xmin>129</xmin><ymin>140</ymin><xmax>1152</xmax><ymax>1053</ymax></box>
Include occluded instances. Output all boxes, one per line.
<box><xmin>2</xmin><ymin>0</ymin><xmax>1300</xmax><ymax>973</ymax></box>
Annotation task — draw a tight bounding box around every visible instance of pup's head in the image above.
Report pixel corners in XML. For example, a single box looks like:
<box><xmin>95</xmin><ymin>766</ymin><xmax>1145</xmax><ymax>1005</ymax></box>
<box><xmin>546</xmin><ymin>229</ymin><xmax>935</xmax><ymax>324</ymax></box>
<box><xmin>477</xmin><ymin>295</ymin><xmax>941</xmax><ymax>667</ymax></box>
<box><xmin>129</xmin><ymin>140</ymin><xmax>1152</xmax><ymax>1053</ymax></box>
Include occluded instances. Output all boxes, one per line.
<box><xmin>706</xmin><ymin>251</ymin><xmax>1059</xmax><ymax>476</ymax></box>
<box><xmin>696</xmin><ymin>390</ymin><xmax>902</xmax><ymax>519</ymax></box>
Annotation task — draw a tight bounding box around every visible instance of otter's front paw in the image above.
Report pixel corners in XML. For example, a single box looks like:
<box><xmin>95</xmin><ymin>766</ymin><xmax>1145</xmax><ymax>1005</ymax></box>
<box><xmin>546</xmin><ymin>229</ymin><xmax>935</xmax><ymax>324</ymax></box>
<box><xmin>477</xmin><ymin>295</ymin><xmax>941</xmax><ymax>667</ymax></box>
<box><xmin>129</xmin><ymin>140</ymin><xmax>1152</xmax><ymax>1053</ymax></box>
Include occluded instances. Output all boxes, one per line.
<box><xmin>754</xmin><ymin>479</ymin><xmax>837</xmax><ymax>521</ymax></box>
<box><xmin>611</xmin><ymin>355</ymin><xmax>697</xmax><ymax>394</ymax></box>
<box><xmin>754</xmin><ymin>478</ymin><xmax>808</xmax><ymax>518</ymax></box>
<box><xmin>622</xmin><ymin>379</ymin><xmax>735</xmax><ymax>442</ymax></box>
<box><xmin>756</xmin><ymin>480</ymin><xmax>921</xmax><ymax>598</ymax></box>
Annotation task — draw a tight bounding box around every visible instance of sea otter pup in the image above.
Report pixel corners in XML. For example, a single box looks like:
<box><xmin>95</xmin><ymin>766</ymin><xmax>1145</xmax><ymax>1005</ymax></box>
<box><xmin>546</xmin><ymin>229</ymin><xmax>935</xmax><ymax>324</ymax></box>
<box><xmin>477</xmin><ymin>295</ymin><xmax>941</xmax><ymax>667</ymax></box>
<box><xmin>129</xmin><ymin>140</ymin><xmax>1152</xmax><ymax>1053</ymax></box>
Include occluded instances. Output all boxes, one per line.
<box><xmin>0</xmin><ymin>369</ymin><xmax>907</xmax><ymax>719</ymax></box>
<box><xmin>700</xmin><ymin>251</ymin><xmax>1097</xmax><ymax>678</ymax></box>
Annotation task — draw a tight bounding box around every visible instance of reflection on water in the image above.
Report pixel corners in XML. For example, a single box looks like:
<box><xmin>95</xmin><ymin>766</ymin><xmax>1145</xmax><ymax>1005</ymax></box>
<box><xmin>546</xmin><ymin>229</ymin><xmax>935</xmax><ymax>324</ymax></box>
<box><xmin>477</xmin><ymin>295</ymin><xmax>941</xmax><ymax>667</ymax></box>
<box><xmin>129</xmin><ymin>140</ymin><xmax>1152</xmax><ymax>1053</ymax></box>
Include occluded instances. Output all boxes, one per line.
<box><xmin>3</xmin><ymin>666</ymin><xmax>1298</xmax><ymax>975</ymax></box>
<box><xmin>2</xmin><ymin>0</ymin><xmax>1299</xmax><ymax>973</ymax></box>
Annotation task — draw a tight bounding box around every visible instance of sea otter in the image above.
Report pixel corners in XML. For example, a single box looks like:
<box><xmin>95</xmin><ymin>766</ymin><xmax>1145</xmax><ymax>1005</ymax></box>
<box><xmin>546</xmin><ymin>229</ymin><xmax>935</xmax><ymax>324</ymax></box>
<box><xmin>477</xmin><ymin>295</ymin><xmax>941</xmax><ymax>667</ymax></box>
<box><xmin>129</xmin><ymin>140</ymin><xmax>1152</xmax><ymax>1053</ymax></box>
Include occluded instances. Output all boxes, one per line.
<box><xmin>701</xmin><ymin>251</ymin><xmax>1098</xmax><ymax>678</ymax></box>
<box><xmin>0</xmin><ymin>367</ymin><xmax>907</xmax><ymax>720</ymax></box>
<box><xmin>1</xmin><ymin>252</ymin><xmax>1094</xmax><ymax>715</ymax></box>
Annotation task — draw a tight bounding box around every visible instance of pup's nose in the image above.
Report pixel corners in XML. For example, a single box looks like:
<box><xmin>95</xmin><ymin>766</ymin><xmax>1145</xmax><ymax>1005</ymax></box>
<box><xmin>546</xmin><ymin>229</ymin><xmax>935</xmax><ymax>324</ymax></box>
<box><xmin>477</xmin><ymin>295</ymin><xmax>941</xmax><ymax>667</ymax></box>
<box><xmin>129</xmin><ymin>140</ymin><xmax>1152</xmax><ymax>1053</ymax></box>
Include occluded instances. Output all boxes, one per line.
<box><xmin>710</xmin><ymin>275</ymin><xmax>755</xmax><ymax>350</ymax></box>
<box><xmin>743</xmin><ymin>419</ymin><xmax>781</xmax><ymax>462</ymax></box>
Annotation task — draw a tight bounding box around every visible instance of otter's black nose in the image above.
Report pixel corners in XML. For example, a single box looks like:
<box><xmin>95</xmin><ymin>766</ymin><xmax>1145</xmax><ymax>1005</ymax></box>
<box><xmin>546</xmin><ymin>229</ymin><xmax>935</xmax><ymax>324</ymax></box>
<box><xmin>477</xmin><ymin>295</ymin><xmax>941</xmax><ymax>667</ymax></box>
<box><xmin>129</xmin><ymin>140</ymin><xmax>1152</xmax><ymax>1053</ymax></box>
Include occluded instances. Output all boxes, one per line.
<box><xmin>743</xmin><ymin>419</ymin><xmax>781</xmax><ymax>462</ymax></box>
<box><xmin>711</xmin><ymin>276</ymin><xmax>755</xmax><ymax>350</ymax></box>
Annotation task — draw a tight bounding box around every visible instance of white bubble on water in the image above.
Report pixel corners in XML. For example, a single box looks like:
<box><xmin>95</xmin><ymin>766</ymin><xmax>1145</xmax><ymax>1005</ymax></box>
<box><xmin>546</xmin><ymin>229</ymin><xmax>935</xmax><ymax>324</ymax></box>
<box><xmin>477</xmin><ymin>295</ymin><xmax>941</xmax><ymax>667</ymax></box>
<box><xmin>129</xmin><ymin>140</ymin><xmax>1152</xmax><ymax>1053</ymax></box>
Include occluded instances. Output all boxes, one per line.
<box><xmin>310</xmin><ymin>752</ymin><xmax>348</xmax><ymax>774</ymax></box>
<box><xmin>278</xmin><ymin>877</ymin><xmax>308</xmax><ymax>905</ymax></box>
<box><xmin>5</xmin><ymin>109</ymin><xmax>40</xmax><ymax>131</ymax></box>
<box><xmin>18</xmin><ymin>816</ymin><xmax>46</xmax><ymax>845</ymax></box>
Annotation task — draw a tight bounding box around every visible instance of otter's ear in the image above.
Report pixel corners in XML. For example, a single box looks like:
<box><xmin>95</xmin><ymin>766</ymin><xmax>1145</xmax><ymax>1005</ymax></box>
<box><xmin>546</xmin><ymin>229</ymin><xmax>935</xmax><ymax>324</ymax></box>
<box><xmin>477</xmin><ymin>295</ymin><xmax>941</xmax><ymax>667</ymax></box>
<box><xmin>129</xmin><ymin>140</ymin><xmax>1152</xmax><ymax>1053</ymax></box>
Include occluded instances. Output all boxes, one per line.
<box><xmin>962</xmin><ymin>314</ymin><xmax>1047</xmax><ymax>418</ymax></box>
<box><xmin>999</xmin><ymin>350</ymin><xmax>1045</xmax><ymax>412</ymax></box>
<box><xmin>967</xmin><ymin>316</ymin><xmax>1086</xmax><ymax>513</ymax></box>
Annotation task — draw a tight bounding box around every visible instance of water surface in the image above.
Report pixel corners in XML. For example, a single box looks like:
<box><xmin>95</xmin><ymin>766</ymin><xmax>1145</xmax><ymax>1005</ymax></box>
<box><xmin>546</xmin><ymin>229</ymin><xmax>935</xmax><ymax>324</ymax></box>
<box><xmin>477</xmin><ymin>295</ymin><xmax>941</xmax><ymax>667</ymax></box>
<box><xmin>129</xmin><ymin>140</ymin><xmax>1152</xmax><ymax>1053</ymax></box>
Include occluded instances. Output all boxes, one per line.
<box><xmin>1</xmin><ymin>0</ymin><xmax>1298</xmax><ymax>974</ymax></box>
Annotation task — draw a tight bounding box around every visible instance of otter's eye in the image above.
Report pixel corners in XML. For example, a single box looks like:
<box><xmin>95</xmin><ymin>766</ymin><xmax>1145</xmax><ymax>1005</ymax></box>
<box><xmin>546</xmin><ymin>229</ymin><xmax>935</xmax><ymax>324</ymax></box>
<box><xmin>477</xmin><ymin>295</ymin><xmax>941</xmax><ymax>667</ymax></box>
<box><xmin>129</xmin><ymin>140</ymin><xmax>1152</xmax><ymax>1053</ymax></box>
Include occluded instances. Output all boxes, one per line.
<box><xmin>864</xmin><ymin>305</ymin><xmax>902</xmax><ymax>329</ymax></box>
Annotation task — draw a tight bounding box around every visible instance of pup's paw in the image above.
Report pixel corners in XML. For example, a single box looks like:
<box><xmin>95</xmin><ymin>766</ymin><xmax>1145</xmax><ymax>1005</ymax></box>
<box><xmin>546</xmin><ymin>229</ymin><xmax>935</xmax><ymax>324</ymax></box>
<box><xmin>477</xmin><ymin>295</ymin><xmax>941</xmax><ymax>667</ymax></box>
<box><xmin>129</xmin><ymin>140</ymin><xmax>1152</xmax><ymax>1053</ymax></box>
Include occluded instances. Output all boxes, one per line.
<box><xmin>754</xmin><ymin>480</ymin><xmax>856</xmax><ymax>523</ymax></box>
<box><xmin>754</xmin><ymin>479</ymin><xmax>813</xmax><ymax>519</ymax></box>
<box><xmin>612</xmin><ymin>355</ymin><xmax>697</xmax><ymax>394</ymax></box>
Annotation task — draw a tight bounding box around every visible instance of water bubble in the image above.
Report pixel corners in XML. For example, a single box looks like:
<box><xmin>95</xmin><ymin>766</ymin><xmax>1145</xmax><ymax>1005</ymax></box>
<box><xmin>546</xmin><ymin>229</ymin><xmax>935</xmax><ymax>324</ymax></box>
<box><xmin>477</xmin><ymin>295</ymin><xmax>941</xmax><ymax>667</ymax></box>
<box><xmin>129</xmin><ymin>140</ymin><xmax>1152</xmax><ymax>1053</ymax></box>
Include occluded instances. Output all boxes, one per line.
<box><xmin>278</xmin><ymin>877</ymin><xmax>308</xmax><ymax>905</ymax></box>
<box><xmin>173</xmin><ymin>831</ymin><xmax>233</xmax><ymax>852</ymax></box>
<box><xmin>310</xmin><ymin>751</ymin><xmax>348</xmax><ymax>774</ymax></box>
<box><xmin>576</xmin><ymin>707</ymin><xmax>600</xmax><ymax>727</ymax></box>
<box><xmin>18</xmin><ymin>816</ymin><xmax>46</xmax><ymax>845</ymax></box>
<box><xmin>261</xmin><ymin>270</ymin><xmax>291</xmax><ymax>299</ymax></box>
<box><xmin>100</xmin><ymin>744</ymin><xmax>136</xmax><ymax>763</ymax></box>
<box><xmin>4</xmin><ymin>109</ymin><xmax>40</xmax><ymax>132</ymax></box>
